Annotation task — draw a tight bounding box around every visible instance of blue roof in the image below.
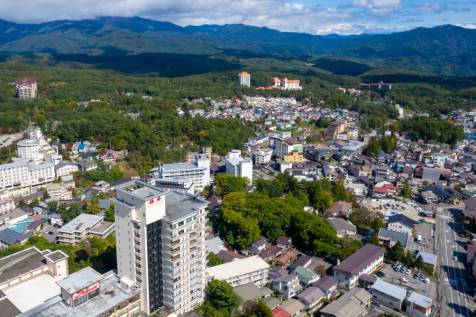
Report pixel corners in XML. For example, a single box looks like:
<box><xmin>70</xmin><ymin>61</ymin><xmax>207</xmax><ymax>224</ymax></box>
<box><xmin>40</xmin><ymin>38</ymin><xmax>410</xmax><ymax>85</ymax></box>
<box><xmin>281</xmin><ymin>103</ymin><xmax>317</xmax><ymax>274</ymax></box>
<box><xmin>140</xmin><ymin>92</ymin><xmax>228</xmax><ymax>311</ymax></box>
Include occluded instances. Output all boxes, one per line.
<box><xmin>378</xmin><ymin>228</ymin><xmax>409</xmax><ymax>247</ymax></box>
<box><xmin>0</xmin><ymin>228</ymin><xmax>32</xmax><ymax>245</ymax></box>
<box><xmin>372</xmin><ymin>279</ymin><xmax>407</xmax><ymax>301</ymax></box>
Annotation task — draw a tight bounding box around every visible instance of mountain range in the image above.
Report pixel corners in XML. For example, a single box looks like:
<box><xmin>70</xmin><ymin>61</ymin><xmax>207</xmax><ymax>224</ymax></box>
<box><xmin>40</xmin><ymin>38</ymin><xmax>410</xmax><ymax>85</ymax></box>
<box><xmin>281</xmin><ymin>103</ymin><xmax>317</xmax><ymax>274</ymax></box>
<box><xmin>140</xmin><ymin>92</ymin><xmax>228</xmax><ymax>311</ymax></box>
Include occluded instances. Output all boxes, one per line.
<box><xmin>1</xmin><ymin>17</ymin><xmax>476</xmax><ymax>76</ymax></box>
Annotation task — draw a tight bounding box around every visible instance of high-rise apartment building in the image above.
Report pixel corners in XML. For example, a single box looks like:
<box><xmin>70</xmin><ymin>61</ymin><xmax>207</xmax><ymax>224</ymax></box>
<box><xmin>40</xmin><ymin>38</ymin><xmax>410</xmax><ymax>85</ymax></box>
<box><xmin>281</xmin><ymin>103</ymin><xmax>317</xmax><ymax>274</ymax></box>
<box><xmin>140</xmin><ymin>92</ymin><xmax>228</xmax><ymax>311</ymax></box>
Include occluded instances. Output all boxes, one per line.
<box><xmin>114</xmin><ymin>181</ymin><xmax>208</xmax><ymax>315</ymax></box>
<box><xmin>238</xmin><ymin>71</ymin><xmax>251</xmax><ymax>88</ymax></box>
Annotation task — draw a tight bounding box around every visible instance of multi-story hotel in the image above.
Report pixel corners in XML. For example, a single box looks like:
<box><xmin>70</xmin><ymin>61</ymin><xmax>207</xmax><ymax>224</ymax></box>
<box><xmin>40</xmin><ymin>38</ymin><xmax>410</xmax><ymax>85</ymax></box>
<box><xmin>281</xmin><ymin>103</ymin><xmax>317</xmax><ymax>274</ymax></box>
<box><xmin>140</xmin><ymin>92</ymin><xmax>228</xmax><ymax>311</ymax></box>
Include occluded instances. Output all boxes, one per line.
<box><xmin>152</xmin><ymin>154</ymin><xmax>210</xmax><ymax>192</ymax></box>
<box><xmin>114</xmin><ymin>180</ymin><xmax>208</xmax><ymax>315</ymax></box>
<box><xmin>0</xmin><ymin>158</ymin><xmax>55</xmax><ymax>191</ymax></box>
<box><xmin>238</xmin><ymin>71</ymin><xmax>251</xmax><ymax>88</ymax></box>
<box><xmin>16</xmin><ymin>77</ymin><xmax>38</xmax><ymax>99</ymax></box>
<box><xmin>57</xmin><ymin>213</ymin><xmax>115</xmax><ymax>245</ymax></box>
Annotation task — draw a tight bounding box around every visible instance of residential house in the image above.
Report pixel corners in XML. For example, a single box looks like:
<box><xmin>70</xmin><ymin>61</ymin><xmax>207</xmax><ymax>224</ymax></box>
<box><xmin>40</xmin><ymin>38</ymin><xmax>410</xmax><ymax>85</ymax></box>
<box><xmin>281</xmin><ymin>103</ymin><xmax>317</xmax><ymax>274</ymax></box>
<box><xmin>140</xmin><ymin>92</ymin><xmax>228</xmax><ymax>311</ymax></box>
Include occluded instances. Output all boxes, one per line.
<box><xmin>313</xmin><ymin>275</ymin><xmax>338</xmax><ymax>300</ymax></box>
<box><xmin>295</xmin><ymin>266</ymin><xmax>320</xmax><ymax>286</ymax></box>
<box><xmin>296</xmin><ymin>286</ymin><xmax>324</xmax><ymax>313</ymax></box>
<box><xmin>325</xmin><ymin>201</ymin><xmax>353</xmax><ymax>218</ymax></box>
<box><xmin>327</xmin><ymin>218</ymin><xmax>357</xmax><ymax>238</ymax></box>
<box><xmin>378</xmin><ymin>228</ymin><xmax>409</xmax><ymax>248</ymax></box>
<box><xmin>320</xmin><ymin>287</ymin><xmax>371</xmax><ymax>317</ymax></box>
<box><xmin>280</xmin><ymin>299</ymin><xmax>305</xmax><ymax>317</ymax></box>
<box><xmin>387</xmin><ymin>214</ymin><xmax>417</xmax><ymax>236</ymax></box>
<box><xmin>405</xmin><ymin>291</ymin><xmax>433</xmax><ymax>317</ymax></box>
<box><xmin>272</xmin><ymin>273</ymin><xmax>302</xmax><ymax>299</ymax></box>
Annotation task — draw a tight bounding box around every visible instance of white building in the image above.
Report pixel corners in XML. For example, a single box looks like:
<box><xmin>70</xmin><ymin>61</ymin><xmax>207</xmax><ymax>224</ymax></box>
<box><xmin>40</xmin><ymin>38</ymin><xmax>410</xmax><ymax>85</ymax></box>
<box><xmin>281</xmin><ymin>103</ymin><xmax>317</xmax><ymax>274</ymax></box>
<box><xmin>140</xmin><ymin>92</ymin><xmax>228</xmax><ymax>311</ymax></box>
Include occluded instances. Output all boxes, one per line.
<box><xmin>238</xmin><ymin>72</ymin><xmax>251</xmax><ymax>88</ymax></box>
<box><xmin>0</xmin><ymin>191</ymin><xmax>15</xmax><ymax>215</ymax></box>
<box><xmin>253</xmin><ymin>148</ymin><xmax>273</xmax><ymax>165</ymax></box>
<box><xmin>272</xmin><ymin>77</ymin><xmax>302</xmax><ymax>91</ymax></box>
<box><xmin>0</xmin><ymin>158</ymin><xmax>55</xmax><ymax>191</ymax></box>
<box><xmin>114</xmin><ymin>181</ymin><xmax>208</xmax><ymax>315</ymax></box>
<box><xmin>17</xmin><ymin>139</ymin><xmax>42</xmax><ymax>163</ymax></box>
<box><xmin>57</xmin><ymin>213</ymin><xmax>114</xmax><ymax>245</ymax></box>
<box><xmin>153</xmin><ymin>154</ymin><xmax>210</xmax><ymax>192</ymax></box>
<box><xmin>16</xmin><ymin>77</ymin><xmax>38</xmax><ymax>99</ymax></box>
<box><xmin>405</xmin><ymin>291</ymin><xmax>433</xmax><ymax>317</ymax></box>
<box><xmin>55</xmin><ymin>162</ymin><xmax>79</xmax><ymax>178</ymax></box>
<box><xmin>206</xmin><ymin>256</ymin><xmax>269</xmax><ymax>288</ymax></box>
<box><xmin>225</xmin><ymin>150</ymin><xmax>253</xmax><ymax>183</ymax></box>
<box><xmin>45</xmin><ymin>182</ymin><xmax>73</xmax><ymax>201</ymax></box>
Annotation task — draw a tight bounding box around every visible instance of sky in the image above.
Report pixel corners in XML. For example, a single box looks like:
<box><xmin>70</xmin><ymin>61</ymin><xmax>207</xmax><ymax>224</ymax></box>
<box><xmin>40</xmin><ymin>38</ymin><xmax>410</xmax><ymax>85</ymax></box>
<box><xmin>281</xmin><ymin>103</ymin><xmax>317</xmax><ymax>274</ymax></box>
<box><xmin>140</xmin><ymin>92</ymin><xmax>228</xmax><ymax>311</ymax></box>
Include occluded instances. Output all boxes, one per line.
<box><xmin>0</xmin><ymin>0</ymin><xmax>475</xmax><ymax>35</ymax></box>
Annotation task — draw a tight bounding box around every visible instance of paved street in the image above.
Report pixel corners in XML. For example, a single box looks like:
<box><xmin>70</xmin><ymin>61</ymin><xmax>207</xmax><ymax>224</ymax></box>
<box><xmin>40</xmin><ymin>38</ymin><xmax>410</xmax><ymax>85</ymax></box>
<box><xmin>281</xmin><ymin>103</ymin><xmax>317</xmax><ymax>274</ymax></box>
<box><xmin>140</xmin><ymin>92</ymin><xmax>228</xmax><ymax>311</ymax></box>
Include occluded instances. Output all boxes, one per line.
<box><xmin>437</xmin><ymin>207</ymin><xmax>475</xmax><ymax>317</ymax></box>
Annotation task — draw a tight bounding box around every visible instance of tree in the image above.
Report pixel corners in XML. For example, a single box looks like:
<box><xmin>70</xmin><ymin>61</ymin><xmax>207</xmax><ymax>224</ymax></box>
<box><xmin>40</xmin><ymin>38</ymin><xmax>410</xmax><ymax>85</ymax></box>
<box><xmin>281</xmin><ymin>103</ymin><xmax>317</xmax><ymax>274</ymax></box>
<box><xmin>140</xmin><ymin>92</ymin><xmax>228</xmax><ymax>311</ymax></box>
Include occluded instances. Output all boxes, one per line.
<box><xmin>401</xmin><ymin>181</ymin><xmax>412</xmax><ymax>199</ymax></box>
<box><xmin>215</xmin><ymin>174</ymin><xmax>249</xmax><ymax>196</ymax></box>
<box><xmin>202</xmin><ymin>280</ymin><xmax>240</xmax><ymax>316</ymax></box>
<box><xmin>104</xmin><ymin>205</ymin><xmax>115</xmax><ymax>222</ymax></box>
<box><xmin>242</xmin><ymin>299</ymin><xmax>272</xmax><ymax>317</ymax></box>
<box><xmin>387</xmin><ymin>242</ymin><xmax>405</xmax><ymax>261</ymax></box>
<box><xmin>207</xmin><ymin>252</ymin><xmax>225</xmax><ymax>267</ymax></box>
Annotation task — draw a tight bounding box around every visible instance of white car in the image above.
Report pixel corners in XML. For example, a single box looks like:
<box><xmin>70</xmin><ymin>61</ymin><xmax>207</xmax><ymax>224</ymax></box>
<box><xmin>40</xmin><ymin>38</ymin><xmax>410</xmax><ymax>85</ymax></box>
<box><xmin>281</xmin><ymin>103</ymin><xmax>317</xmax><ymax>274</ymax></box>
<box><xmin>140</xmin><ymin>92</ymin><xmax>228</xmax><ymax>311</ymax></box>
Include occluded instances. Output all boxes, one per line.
<box><xmin>453</xmin><ymin>255</ymin><xmax>458</xmax><ymax>261</ymax></box>
<box><xmin>405</xmin><ymin>269</ymin><xmax>411</xmax><ymax>275</ymax></box>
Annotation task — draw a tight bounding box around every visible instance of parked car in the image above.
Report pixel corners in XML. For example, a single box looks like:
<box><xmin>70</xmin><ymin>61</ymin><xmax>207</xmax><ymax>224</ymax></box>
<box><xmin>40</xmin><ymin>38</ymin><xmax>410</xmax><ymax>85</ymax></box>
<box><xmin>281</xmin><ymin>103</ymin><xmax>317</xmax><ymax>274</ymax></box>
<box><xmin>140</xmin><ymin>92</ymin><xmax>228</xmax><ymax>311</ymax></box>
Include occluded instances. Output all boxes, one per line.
<box><xmin>405</xmin><ymin>269</ymin><xmax>411</xmax><ymax>275</ymax></box>
<box><xmin>376</xmin><ymin>270</ymin><xmax>386</xmax><ymax>277</ymax></box>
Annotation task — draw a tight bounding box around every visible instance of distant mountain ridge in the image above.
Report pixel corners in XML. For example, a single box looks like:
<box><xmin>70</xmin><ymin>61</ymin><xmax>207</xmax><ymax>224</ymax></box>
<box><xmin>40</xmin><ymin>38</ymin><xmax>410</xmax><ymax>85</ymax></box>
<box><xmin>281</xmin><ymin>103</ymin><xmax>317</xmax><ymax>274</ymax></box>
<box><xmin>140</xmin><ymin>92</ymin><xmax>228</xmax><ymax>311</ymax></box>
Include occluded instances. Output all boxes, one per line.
<box><xmin>1</xmin><ymin>17</ymin><xmax>476</xmax><ymax>76</ymax></box>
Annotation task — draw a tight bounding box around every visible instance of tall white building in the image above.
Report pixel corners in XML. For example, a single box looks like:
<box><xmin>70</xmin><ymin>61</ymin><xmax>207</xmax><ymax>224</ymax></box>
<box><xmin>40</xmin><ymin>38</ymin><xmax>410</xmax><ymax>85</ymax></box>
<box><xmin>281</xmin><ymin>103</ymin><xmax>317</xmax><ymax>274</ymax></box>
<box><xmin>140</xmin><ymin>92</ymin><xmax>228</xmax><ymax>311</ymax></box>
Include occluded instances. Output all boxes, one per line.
<box><xmin>225</xmin><ymin>150</ymin><xmax>253</xmax><ymax>183</ymax></box>
<box><xmin>153</xmin><ymin>154</ymin><xmax>210</xmax><ymax>192</ymax></box>
<box><xmin>16</xmin><ymin>77</ymin><xmax>38</xmax><ymax>99</ymax></box>
<box><xmin>114</xmin><ymin>181</ymin><xmax>208</xmax><ymax>315</ymax></box>
<box><xmin>17</xmin><ymin>139</ymin><xmax>42</xmax><ymax>163</ymax></box>
<box><xmin>238</xmin><ymin>72</ymin><xmax>251</xmax><ymax>88</ymax></box>
<box><xmin>0</xmin><ymin>158</ymin><xmax>55</xmax><ymax>191</ymax></box>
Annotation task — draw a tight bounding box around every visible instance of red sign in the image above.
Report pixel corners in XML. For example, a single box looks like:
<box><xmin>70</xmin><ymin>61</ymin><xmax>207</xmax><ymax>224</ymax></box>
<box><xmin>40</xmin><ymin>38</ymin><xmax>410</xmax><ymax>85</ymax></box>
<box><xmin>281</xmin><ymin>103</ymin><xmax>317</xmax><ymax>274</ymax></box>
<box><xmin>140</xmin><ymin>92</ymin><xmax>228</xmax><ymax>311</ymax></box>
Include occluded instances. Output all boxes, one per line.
<box><xmin>72</xmin><ymin>282</ymin><xmax>99</xmax><ymax>300</ymax></box>
<box><xmin>148</xmin><ymin>196</ymin><xmax>161</xmax><ymax>204</ymax></box>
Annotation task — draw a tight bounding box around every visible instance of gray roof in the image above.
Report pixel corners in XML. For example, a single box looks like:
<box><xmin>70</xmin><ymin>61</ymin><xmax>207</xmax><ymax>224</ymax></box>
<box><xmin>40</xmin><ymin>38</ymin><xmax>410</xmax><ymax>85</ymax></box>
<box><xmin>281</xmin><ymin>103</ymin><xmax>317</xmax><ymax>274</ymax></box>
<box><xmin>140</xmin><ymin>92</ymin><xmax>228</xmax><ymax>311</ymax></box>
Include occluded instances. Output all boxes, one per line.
<box><xmin>372</xmin><ymin>279</ymin><xmax>407</xmax><ymax>301</ymax></box>
<box><xmin>378</xmin><ymin>228</ymin><xmax>409</xmax><ymax>247</ymax></box>
<box><xmin>297</xmin><ymin>286</ymin><xmax>324</xmax><ymax>304</ymax></box>
<box><xmin>21</xmin><ymin>271</ymin><xmax>140</xmax><ymax>317</ymax></box>
<box><xmin>0</xmin><ymin>297</ymin><xmax>21</xmax><ymax>317</ymax></box>
<box><xmin>320</xmin><ymin>287</ymin><xmax>371</xmax><ymax>317</ymax></box>
<box><xmin>165</xmin><ymin>190</ymin><xmax>208</xmax><ymax>221</ymax></box>
<box><xmin>0</xmin><ymin>228</ymin><xmax>31</xmax><ymax>245</ymax></box>
<box><xmin>161</xmin><ymin>162</ymin><xmax>202</xmax><ymax>172</ymax></box>
<box><xmin>0</xmin><ymin>247</ymin><xmax>46</xmax><ymax>284</ymax></box>
<box><xmin>407</xmin><ymin>291</ymin><xmax>432</xmax><ymax>308</ymax></box>
<box><xmin>387</xmin><ymin>214</ymin><xmax>418</xmax><ymax>228</ymax></box>
<box><xmin>327</xmin><ymin>218</ymin><xmax>356</xmax><ymax>233</ymax></box>
<box><xmin>56</xmin><ymin>267</ymin><xmax>102</xmax><ymax>295</ymax></box>
<box><xmin>234</xmin><ymin>283</ymin><xmax>273</xmax><ymax>302</ymax></box>
<box><xmin>280</xmin><ymin>299</ymin><xmax>304</xmax><ymax>315</ymax></box>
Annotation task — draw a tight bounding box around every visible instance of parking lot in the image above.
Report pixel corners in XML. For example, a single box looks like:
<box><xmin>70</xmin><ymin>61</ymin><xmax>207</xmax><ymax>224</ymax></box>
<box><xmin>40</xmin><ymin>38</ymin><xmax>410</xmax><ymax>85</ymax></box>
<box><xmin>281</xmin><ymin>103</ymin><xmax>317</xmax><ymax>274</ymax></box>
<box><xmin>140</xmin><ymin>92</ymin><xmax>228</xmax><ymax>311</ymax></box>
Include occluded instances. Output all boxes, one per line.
<box><xmin>407</xmin><ymin>221</ymin><xmax>435</xmax><ymax>255</ymax></box>
<box><xmin>380</xmin><ymin>264</ymin><xmax>437</xmax><ymax>301</ymax></box>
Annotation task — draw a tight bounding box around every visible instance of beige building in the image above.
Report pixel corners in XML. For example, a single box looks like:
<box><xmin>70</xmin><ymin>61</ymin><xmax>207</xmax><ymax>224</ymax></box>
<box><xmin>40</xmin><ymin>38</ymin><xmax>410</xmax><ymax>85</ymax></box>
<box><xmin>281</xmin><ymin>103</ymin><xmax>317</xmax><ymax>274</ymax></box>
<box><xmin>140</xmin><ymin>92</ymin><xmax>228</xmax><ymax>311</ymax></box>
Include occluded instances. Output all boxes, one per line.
<box><xmin>16</xmin><ymin>78</ymin><xmax>38</xmax><ymax>99</ymax></box>
<box><xmin>57</xmin><ymin>213</ymin><xmax>114</xmax><ymax>245</ymax></box>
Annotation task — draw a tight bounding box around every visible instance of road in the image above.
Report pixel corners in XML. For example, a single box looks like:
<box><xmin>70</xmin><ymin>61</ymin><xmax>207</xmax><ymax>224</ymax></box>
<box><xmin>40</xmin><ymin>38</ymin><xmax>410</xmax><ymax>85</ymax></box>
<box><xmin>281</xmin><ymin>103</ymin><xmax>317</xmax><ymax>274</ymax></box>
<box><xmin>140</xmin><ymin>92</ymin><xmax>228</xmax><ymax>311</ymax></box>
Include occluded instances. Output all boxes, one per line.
<box><xmin>437</xmin><ymin>207</ymin><xmax>475</xmax><ymax>317</ymax></box>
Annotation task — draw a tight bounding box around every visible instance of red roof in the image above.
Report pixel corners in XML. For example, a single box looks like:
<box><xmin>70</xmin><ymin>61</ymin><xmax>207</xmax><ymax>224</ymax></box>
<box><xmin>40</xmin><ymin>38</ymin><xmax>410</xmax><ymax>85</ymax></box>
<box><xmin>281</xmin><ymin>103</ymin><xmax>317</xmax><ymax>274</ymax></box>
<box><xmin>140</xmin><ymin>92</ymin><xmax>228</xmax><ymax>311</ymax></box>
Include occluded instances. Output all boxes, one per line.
<box><xmin>373</xmin><ymin>183</ymin><xmax>398</xmax><ymax>194</ymax></box>
<box><xmin>272</xmin><ymin>307</ymin><xmax>291</xmax><ymax>317</ymax></box>
<box><xmin>16</xmin><ymin>77</ymin><xmax>37</xmax><ymax>85</ymax></box>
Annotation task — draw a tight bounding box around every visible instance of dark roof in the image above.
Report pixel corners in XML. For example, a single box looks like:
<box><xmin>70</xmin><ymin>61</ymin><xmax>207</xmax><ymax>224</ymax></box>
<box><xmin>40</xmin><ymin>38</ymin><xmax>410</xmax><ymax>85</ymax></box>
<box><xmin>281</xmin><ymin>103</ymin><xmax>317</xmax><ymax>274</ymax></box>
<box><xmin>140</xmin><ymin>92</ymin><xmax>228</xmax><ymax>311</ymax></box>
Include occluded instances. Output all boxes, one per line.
<box><xmin>0</xmin><ymin>228</ymin><xmax>31</xmax><ymax>245</ymax></box>
<box><xmin>314</xmin><ymin>275</ymin><xmax>337</xmax><ymax>292</ymax></box>
<box><xmin>0</xmin><ymin>247</ymin><xmax>46</xmax><ymax>284</ymax></box>
<box><xmin>333</xmin><ymin>244</ymin><xmax>384</xmax><ymax>277</ymax></box>
<box><xmin>387</xmin><ymin>214</ymin><xmax>418</xmax><ymax>228</ymax></box>
<box><xmin>0</xmin><ymin>297</ymin><xmax>21</xmax><ymax>317</ymax></box>
<box><xmin>378</xmin><ymin>228</ymin><xmax>409</xmax><ymax>247</ymax></box>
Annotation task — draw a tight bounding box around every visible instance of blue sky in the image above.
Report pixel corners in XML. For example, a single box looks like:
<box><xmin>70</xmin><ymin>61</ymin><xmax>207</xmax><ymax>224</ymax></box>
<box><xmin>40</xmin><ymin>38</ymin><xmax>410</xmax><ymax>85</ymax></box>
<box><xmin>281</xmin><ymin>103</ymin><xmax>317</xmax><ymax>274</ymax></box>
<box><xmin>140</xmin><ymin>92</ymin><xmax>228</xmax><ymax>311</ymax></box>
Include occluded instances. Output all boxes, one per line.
<box><xmin>0</xmin><ymin>0</ymin><xmax>475</xmax><ymax>34</ymax></box>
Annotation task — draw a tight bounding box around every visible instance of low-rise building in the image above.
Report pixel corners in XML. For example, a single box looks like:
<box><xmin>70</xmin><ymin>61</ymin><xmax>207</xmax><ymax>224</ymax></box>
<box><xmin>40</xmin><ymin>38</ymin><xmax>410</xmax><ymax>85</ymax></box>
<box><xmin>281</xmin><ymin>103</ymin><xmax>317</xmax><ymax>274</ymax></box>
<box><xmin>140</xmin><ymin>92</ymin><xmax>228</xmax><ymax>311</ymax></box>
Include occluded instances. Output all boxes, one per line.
<box><xmin>327</xmin><ymin>218</ymin><xmax>357</xmax><ymax>237</ymax></box>
<box><xmin>55</xmin><ymin>162</ymin><xmax>79</xmax><ymax>178</ymax></box>
<box><xmin>206</xmin><ymin>256</ymin><xmax>270</xmax><ymax>287</ymax></box>
<box><xmin>57</xmin><ymin>214</ymin><xmax>114</xmax><ymax>245</ymax></box>
<box><xmin>0</xmin><ymin>228</ymin><xmax>32</xmax><ymax>249</ymax></box>
<box><xmin>387</xmin><ymin>214</ymin><xmax>417</xmax><ymax>236</ymax></box>
<box><xmin>21</xmin><ymin>267</ymin><xmax>141</xmax><ymax>317</ymax></box>
<box><xmin>405</xmin><ymin>291</ymin><xmax>433</xmax><ymax>317</ymax></box>
<box><xmin>371</xmin><ymin>279</ymin><xmax>406</xmax><ymax>311</ymax></box>
<box><xmin>296</xmin><ymin>286</ymin><xmax>324</xmax><ymax>313</ymax></box>
<box><xmin>225</xmin><ymin>150</ymin><xmax>253</xmax><ymax>183</ymax></box>
<box><xmin>333</xmin><ymin>244</ymin><xmax>385</xmax><ymax>290</ymax></box>
<box><xmin>314</xmin><ymin>275</ymin><xmax>338</xmax><ymax>300</ymax></box>
<box><xmin>378</xmin><ymin>228</ymin><xmax>409</xmax><ymax>248</ymax></box>
<box><xmin>272</xmin><ymin>273</ymin><xmax>301</xmax><ymax>299</ymax></box>
<box><xmin>320</xmin><ymin>287</ymin><xmax>371</xmax><ymax>317</ymax></box>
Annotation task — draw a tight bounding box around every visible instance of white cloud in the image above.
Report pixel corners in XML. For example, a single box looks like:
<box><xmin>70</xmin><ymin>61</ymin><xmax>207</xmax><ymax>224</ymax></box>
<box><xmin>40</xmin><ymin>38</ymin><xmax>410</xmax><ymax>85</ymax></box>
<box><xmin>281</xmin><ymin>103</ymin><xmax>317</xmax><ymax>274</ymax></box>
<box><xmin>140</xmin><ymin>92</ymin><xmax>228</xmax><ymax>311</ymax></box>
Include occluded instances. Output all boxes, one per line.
<box><xmin>352</xmin><ymin>0</ymin><xmax>401</xmax><ymax>14</ymax></box>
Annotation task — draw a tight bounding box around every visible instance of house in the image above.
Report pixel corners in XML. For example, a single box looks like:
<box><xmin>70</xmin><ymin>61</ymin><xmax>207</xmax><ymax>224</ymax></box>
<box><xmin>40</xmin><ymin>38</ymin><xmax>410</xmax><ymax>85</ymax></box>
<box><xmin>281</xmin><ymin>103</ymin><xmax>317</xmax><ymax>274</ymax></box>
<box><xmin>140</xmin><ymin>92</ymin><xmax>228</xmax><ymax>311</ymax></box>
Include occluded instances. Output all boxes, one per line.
<box><xmin>295</xmin><ymin>266</ymin><xmax>319</xmax><ymax>286</ymax></box>
<box><xmin>373</xmin><ymin>182</ymin><xmax>399</xmax><ymax>197</ymax></box>
<box><xmin>205</xmin><ymin>236</ymin><xmax>226</xmax><ymax>254</ymax></box>
<box><xmin>327</xmin><ymin>218</ymin><xmax>357</xmax><ymax>238</ymax></box>
<box><xmin>272</xmin><ymin>273</ymin><xmax>302</xmax><ymax>299</ymax></box>
<box><xmin>289</xmin><ymin>255</ymin><xmax>312</xmax><ymax>271</ymax></box>
<box><xmin>217</xmin><ymin>250</ymin><xmax>243</xmax><ymax>263</ymax></box>
<box><xmin>405</xmin><ymin>291</ymin><xmax>433</xmax><ymax>317</ymax></box>
<box><xmin>378</xmin><ymin>228</ymin><xmax>409</xmax><ymax>248</ymax></box>
<box><xmin>280</xmin><ymin>299</ymin><xmax>305</xmax><ymax>317</ymax></box>
<box><xmin>414</xmin><ymin>250</ymin><xmax>437</xmax><ymax>268</ymax></box>
<box><xmin>276</xmin><ymin>236</ymin><xmax>292</xmax><ymax>250</ymax></box>
<box><xmin>0</xmin><ymin>228</ymin><xmax>32</xmax><ymax>249</ymax></box>
<box><xmin>251</xmin><ymin>236</ymin><xmax>268</xmax><ymax>253</ymax></box>
<box><xmin>296</xmin><ymin>286</ymin><xmax>324</xmax><ymax>312</ymax></box>
<box><xmin>272</xmin><ymin>306</ymin><xmax>291</xmax><ymax>317</ymax></box>
<box><xmin>276</xmin><ymin>250</ymin><xmax>296</xmax><ymax>267</ymax></box>
<box><xmin>325</xmin><ymin>201</ymin><xmax>353</xmax><ymax>218</ymax></box>
<box><xmin>371</xmin><ymin>279</ymin><xmax>407</xmax><ymax>311</ymax></box>
<box><xmin>333</xmin><ymin>244</ymin><xmax>385</xmax><ymax>290</ymax></box>
<box><xmin>320</xmin><ymin>287</ymin><xmax>371</xmax><ymax>317</ymax></box>
<box><xmin>314</xmin><ymin>275</ymin><xmax>338</xmax><ymax>300</ymax></box>
<box><xmin>387</xmin><ymin>214</ymin><xmax>418</xmax><ymax>236</ymax></box>
<box><xmin>464</xmin><ymin>196</ymin><xmax>476</xmax><ymax>220</ymax></box>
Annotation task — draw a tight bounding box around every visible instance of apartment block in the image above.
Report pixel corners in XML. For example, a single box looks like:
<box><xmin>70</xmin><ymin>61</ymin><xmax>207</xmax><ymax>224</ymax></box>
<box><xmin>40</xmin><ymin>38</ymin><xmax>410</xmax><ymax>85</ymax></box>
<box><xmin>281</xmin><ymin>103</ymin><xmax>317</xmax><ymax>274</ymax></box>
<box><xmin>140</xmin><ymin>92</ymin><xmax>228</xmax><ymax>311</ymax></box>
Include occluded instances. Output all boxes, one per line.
<box><xmin>57</xmin><ymin>213</ymin><xmax>114</xmax><ymax>245</ymax></box>
<box><xmin>0</xmin><ymin>158</ymin><xmax>55</xmax><ymax>191</ymax></box>
<box><xmin>238</xmin><ymin>72</ymin><xmax>251</xmax><ymax>88</ymax></box>
<box><xmin>206</xmin><ymin>256</ymin><xmax>270</xmax><ymax>287</ymax></box>
<box><xmin>16</xmin><ymin>77</ymin><xmax>38</xmax><ymax>99</ymax></box>
<box><xmin>225</xmin><ymin>150</ymin><xmax>253</xmax><ymax>183</ymax></box>
<box><xmin>114</xmin><ymin>181</ymin><xmax>208</xmax><ymax>315</ymax></box>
